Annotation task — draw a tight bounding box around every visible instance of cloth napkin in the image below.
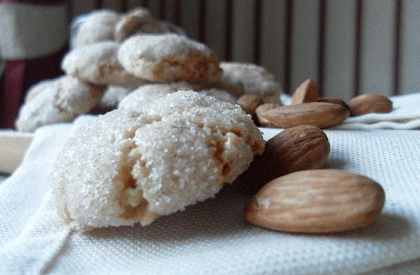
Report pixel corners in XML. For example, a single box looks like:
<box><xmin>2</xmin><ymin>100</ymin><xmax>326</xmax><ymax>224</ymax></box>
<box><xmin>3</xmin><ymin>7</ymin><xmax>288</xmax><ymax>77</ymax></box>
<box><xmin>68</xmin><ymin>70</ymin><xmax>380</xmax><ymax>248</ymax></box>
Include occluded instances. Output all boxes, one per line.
<box><xmin>1</xmin><ymin>112</ymin><xmax>420</xmax><ymax>274</ymax></box>
<box><xmin>280</xmin><ymin>92</ymin><xmax>420</xmax><ymax>130</ymax></box>
<box><xmin>338</xmin><ymin>93</ymin><xmax>420</xmax><ymax>130</ymax></box>
<box><xmin>0</xmin><ymin>130</ymin><xmax>33</xmax><ymax>173</ymax></box>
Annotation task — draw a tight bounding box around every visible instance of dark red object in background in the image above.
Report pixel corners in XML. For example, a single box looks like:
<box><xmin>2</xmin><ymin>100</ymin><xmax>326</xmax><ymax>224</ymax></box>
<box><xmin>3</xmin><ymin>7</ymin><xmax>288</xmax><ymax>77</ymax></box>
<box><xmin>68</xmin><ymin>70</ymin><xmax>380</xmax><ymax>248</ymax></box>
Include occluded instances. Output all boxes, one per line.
<box><xmin>0</xmin><ymin>47</ymin><xmax>68</xmax><ymax>129</ymax></box>
<box><xmin>0</xmin><ymin>0</ymin><xmax>68</xmax><ymax>129</ymax></box>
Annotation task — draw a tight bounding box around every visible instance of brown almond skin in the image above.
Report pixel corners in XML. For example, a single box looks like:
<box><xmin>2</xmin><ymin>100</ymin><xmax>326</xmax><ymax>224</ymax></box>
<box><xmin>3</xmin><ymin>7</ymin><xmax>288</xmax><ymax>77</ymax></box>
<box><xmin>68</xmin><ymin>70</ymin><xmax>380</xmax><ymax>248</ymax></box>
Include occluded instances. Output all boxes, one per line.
<box><xmin>291</xmin><ymin>79</ymin><xmax>319</xmax><ymax>104</ymax></box>
<box><xmin>260</xmin><ymin>102</ymin><xmax>350</xmax><ymax>129</ymax></box>
<box><xmin>115</xmin><ymin>16</ymin><xmax>144</xmax><ymax>43</ymax></box>
<box><xmin>237</xmin><ymin>94</ymin><xmax>264</xmax><ymax>115</ymax></box>
<box><xmin>317</xmin><ymin>97</ymin><xmax>349</xmax><ymax>110</ymax></box>
<box><xmin>347</xmin><ymin>94</ymin><xmax>393</xmax><ymax>116</ymax></box>
<box><xmin>235</xmin><ymin>125</ymin><xmax>330</xmax><ymax>194</ymax></box>
<box><xmin>255</xmin><ymin>103</ymin><xmax>282</xmax><ymax>127</ymax></box>
<box><xmin>244</xmin><ymin>169</ymin><xmax>386</xmax><ymax>234</ymax></box>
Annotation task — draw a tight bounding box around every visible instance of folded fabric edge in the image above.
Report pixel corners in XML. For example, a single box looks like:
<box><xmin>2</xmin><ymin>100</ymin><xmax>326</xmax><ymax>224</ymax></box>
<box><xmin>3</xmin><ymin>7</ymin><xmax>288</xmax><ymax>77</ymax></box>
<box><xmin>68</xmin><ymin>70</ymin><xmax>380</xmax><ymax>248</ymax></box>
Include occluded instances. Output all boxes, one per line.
<box><xmin>0</xmin><ymin>130</ymin><xmax>34</xmax><ymax>173</ymax></box>
<box><xmin>336</xmin><ymin>119</ymin><xmax>420</xmax><ymax>130</ymax></box>
<box><xmin>0</xmin><ymin>189</ymin><xmax>72</xmax><ymax>274</ymax></box>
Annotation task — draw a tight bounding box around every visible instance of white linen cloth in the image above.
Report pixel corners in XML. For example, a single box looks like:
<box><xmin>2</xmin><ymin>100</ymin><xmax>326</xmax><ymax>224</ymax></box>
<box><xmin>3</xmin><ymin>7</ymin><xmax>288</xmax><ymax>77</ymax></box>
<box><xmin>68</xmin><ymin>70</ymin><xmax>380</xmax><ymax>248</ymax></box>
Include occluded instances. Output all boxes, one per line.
<box><xmin>280</xmin><ymin>92</ymin><xmax>420</xmax><ymax>130</ymax></box>
<box><xmin>338</xmin><ymin>93</ymin><xmax>420</xmax><ymax>130</ymax></box>
<box><xmin>1</xmin><ymin>93</ymin><xmax>420</xmax><ymax>274</ymax></box>
<box><xmin>0</xmin><ymin>130</ymin><xmax>33</xmax><ymax>173</ymax></box>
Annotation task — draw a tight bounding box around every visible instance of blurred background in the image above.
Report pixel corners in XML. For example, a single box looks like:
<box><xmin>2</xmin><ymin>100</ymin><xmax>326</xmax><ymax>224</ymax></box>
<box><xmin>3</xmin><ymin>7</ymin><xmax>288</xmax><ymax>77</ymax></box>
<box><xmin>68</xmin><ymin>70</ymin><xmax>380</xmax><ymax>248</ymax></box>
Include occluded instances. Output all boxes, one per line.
<box><xmin>1</xmin><ymin>0</ymin><xmax>419</xmax><ymax>128</ymax></box>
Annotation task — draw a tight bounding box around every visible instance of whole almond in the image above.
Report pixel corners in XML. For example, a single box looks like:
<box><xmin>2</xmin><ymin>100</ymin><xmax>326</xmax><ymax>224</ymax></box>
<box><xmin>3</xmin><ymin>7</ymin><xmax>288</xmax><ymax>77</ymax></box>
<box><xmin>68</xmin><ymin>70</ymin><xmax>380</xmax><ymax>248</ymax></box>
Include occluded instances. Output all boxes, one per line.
<box><xmin>317</xmin><ymin>97</ymin><xmax>349</xmax><ymax>109</ymax></box>
<box><xmin>244</xmin><ymin>169</ymin><xmax>385</xmax><ymax>234</ymax></box>
<box><xmin>237</xmin><ymin>94</ymin><xmax>264</xmax><ymax>115</ymax></box>
<box><xmin>291</xmin><ymin>79</ymin><xmax>319</xmax><ymax>104</ymax></box>
<box><xmin>260</xmin><ymin>102</ymin><xmax>349</xmax><ymax>129</ymax></box>
<box><xmin>347</xmin><ymin>94</ymin><xmax>393</xmax><ymax>116</ymax></box>
<box><xmin>235</xmin><ymin>125</ymin><xmax>330</xmax><ymax>194</ymax></box>
<box><xmin>255</xmin><ymin>103</ymin><xmax>281</xmax><ymax>127</ymax></box>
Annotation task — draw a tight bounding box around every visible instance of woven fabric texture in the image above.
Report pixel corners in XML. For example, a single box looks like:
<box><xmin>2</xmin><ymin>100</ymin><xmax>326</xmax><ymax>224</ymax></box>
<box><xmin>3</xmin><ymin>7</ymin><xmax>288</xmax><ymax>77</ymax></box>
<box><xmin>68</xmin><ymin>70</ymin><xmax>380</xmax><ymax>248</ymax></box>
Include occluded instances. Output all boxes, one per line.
<box><xmin>1</xmin><ymin>95</ymin><xmax>420</xmax><ymax>274</ymax></box>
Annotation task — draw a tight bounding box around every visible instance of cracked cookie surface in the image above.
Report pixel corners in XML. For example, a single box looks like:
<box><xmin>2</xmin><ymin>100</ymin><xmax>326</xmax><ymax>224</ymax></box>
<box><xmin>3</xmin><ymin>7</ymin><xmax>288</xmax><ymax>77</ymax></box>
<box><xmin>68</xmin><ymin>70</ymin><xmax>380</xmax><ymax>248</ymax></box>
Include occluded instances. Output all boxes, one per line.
<box><xmin>52</xmin><ymin>91</ymin><xmax>264</xmax><ymax>231</ymax></box>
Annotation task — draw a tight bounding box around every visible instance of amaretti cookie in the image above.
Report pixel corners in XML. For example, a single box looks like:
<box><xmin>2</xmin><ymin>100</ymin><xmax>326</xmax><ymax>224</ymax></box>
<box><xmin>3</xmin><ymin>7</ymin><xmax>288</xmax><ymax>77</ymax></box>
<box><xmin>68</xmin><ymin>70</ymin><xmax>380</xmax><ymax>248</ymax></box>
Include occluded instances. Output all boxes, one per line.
<box><xmin>118</xmin><ymin>83</ymin><xmax>190</xmax><ymax>111</ymax></box>
<box><xmin>220</xmin><ymin>62</ymin><xmax>282</xmax><ymax>104</ymax></box>
<box><xmin>118</xmin><ymin>84</ymin><xmax>238</xmax><ymax>112</ymax></box>
<box><xmin>15</xmin><ymin>76</ymin><xmax>104</xmax><ymax>132</ymax></box>
<box><xmin>188</xmin><ymin>80</ymin><xmax>244</xmax><ymax>98</ymax></box>
<box><xmin>23</xmin><ymin>79</ymin><xmax>55</xmax><ymax>103</ymax></box>
<box><xmin>52</xmin><ymin>91</ymin><xmax>264</xmax><ymax>231</ymax></box>
<box><xmin>62</xmin><ymin>41</ymin><xmax>150</xmax><ymax>88</ymax></box>
<box><xmin>114</xmin><ymin>7</ymin><xmax>166</xmax><ymax>43</ymax></box>
<box><xmin>198</xmin><ymin>88</ymin><xmax>237</xmax><ymax>104</ymax></box>
<box><xmin>73</xmin><ymin>9</ymin><xmax>121</xmax><ymax>48</ymax></box>
<box><xmin>117</xmin><ymin>34</ymin><xmax>222</xmax><ymax>83</ymax></box>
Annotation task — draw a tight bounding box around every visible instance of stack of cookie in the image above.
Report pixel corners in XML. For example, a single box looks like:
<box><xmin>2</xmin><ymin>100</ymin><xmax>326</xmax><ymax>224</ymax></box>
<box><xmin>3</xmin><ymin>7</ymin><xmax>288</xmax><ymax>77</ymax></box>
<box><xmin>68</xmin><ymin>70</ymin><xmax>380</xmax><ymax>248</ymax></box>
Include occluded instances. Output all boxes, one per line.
<box><xmin>15</xmin><ymin>7</ymin><xmax>282</xmax><ymax>133</ymax></box>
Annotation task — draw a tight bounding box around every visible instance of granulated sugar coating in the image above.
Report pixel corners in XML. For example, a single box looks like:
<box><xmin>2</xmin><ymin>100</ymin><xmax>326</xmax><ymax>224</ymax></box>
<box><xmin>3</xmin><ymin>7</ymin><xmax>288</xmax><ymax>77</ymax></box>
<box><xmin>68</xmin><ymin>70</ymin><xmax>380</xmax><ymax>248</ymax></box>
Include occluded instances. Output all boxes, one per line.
<box><xmin>52</xmin><ymin>91</ymin><xmax>264</xmax><ymax>231</ymax></box>
<box><xmin>118</xmin><ymin>83</ymin><xmax>190</xmax><ymax>111</ymax></box>
<box><xmin>118</xmin><ymin>83</ymin><xmax>237</xmax><ymax>112</ymax></box>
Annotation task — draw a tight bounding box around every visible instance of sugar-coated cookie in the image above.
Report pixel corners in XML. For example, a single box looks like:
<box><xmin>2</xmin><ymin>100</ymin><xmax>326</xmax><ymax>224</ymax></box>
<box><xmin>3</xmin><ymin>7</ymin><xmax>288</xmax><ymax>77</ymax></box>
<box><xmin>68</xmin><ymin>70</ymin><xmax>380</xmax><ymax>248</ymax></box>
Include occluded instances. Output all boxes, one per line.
<box><xmin>73</xmin><ymin>9</ymin><xmax>121</xmax><ymax>48</ymax></box>
<box><xmin>62</xmin><ymin>41</ymin><xmax>150</xmax><ymax>88</ymax></box>
<box><xmin>117</xmin><ymin>34</ymin><xmax>222</xmax><ymax>83</ymax></box>
<box><xmin>114</xmin><ymin>8</ymin><xmax>166</xmax><ymax>43</ymax></box>
<box><xmin>118</xmin><ymin>83</ymin><xmax>190</xmax><ymax>111</ymax></box>
<box><xmin>198</xmin><ymin>88</ymin><xmax>238</xmax><ymax>104</ymax></box>
<box><xmin>15</xmin><ymin>76</ymin><xmax>104</xmax><ymax>132</ymax></box>
<box><xmin>220</xmin><ymin>62</ymin><xmax>282</xmax><ymax>104</ymax></box>
<box><xmin>187</xmin><ymin>80</ymin><xmax>244</xmax><ymax>98</ymax></box>
<box><xmin>52</xmin><ymin>91</ymin><xmax>264</xmax><ymax>231</ymax></box>
<box><xmin>23</xmin><ymin>79</ymin><xmax>55</xmax><ymax>103</ymax></box>
<box><xmin>118</xmin><ymin>84</ymin><xmax>238</xmax><ymax>112</ymax></box>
